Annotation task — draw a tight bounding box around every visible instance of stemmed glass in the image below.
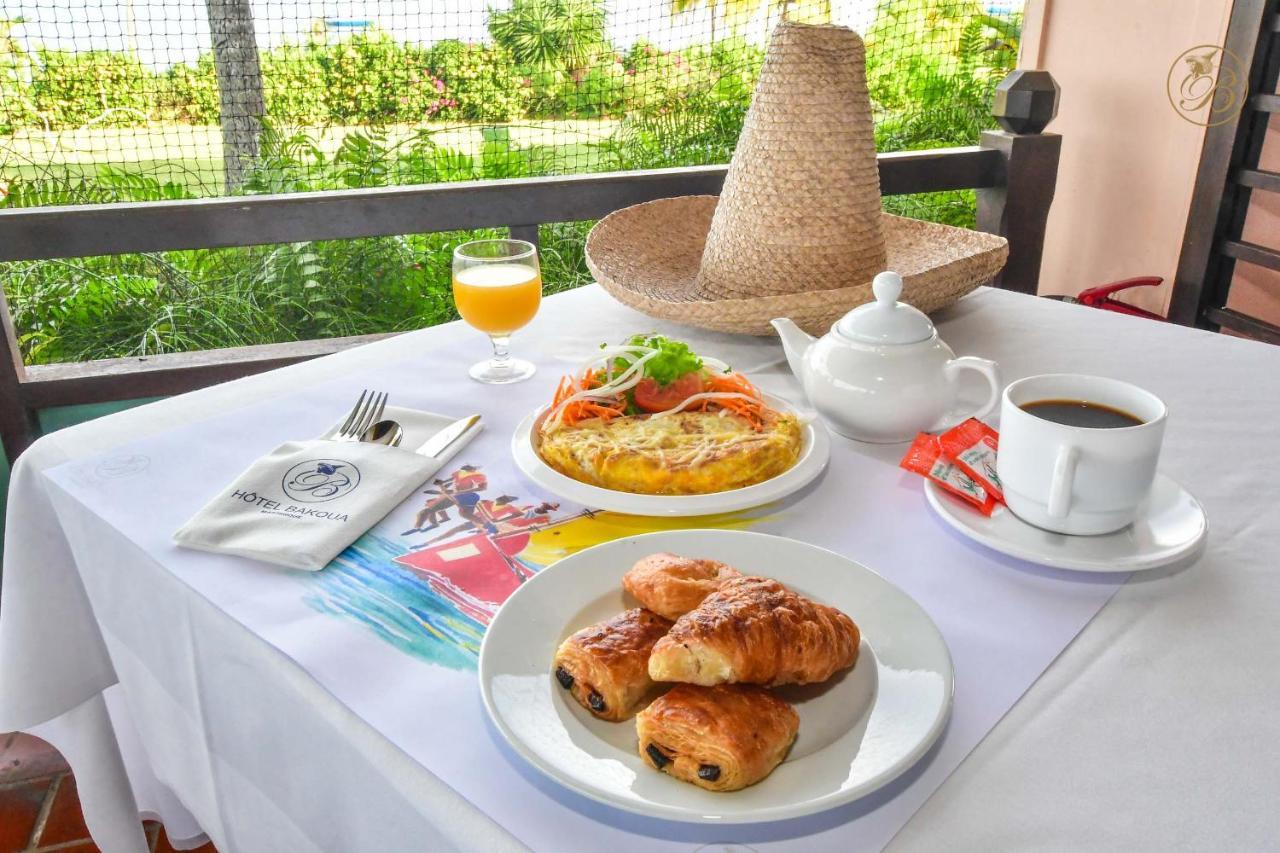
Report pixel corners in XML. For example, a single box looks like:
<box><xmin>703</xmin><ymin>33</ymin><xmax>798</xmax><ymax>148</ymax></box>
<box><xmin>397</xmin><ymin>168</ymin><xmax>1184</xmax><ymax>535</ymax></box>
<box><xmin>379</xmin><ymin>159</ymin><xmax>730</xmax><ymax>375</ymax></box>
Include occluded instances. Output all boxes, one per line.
<box><xmin>452</xmin><ymin>239</ymin><xmax>542</xmax><ymax>384</ymax></box>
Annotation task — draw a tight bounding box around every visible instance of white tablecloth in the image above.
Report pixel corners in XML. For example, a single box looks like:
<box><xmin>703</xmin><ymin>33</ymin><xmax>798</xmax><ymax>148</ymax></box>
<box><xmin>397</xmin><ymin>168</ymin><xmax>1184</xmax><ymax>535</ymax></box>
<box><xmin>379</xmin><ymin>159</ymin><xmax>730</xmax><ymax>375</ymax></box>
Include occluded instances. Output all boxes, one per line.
<box><xmin>3</xmin><ymin>286</ymin><xmax>1279</xmax><ymax>851</ymax></box>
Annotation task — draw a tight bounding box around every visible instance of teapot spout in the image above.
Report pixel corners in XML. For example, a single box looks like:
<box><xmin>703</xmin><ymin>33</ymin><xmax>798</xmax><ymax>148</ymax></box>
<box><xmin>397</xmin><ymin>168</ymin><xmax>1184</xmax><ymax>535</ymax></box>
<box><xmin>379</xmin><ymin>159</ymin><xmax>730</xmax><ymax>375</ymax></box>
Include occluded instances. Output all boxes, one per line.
<box><xmin>770</xmin><ymin>318</ymin><xmax>816</xmax><ymax>381</ymax></box>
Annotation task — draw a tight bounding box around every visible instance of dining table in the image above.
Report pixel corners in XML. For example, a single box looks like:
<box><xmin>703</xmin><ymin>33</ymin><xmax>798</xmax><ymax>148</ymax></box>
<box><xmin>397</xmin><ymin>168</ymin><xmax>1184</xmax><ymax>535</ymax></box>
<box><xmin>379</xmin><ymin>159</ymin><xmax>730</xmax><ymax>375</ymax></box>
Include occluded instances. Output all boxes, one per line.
<box><xmin>1</xmin><ymin>283</ymin><xmax>1278</xmax><ymax>852</ymax></box>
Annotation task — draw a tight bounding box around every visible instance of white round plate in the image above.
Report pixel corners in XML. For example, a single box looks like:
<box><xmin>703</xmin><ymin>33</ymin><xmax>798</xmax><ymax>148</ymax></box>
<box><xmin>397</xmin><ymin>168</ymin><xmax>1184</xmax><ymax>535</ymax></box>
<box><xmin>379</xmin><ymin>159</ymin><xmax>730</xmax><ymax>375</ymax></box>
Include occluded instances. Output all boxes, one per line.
<box><xmin>479</xmin><ymin>529</ymin><xmax>953</xmax><ymax>824</ymax></box>
<box><xmin>924</xmin><ymin>473</ymin><xmax>1207</xmax><ymax>573</ymax></box>
<box><xmin>511</xmin><ymin>395</ymin><xmax>830</xmax><ymax>516</ymax></box>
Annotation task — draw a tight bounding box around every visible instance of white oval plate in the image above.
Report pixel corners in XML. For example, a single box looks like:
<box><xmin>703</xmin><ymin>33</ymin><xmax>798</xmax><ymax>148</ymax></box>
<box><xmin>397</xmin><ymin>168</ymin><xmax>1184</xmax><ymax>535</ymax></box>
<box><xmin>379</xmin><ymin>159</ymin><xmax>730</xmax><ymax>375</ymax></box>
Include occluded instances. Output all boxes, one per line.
<box><xmin>924</xmin><ymin>473</ymin><xmax>1207</xmax><ymax>573</ymax></box>
<box><xmin>479</xmin><ymin>529</ymin><xmax>953</xmax><ymax>824</ymax></box>
<box><xmin>510</xmin><ymin>396</ymin><xmax>831</xmax><ymax>516</ymax></box>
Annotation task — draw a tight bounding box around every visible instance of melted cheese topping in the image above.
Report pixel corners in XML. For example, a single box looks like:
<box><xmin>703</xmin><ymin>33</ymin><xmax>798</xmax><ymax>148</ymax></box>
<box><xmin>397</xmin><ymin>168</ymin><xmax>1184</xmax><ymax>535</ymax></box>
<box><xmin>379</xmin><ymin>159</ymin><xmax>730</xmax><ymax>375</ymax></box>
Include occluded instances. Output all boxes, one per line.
<box><xmin>537</xmin><ymin>411</ymin><xmax>802</xmax><ymax>495</ymax></box>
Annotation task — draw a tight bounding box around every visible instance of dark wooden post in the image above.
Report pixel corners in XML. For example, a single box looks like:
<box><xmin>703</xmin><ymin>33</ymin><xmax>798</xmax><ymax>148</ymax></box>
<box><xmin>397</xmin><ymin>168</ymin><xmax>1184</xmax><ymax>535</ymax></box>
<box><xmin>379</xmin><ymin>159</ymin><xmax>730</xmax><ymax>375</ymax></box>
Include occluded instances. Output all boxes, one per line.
<box><xmin>0</xmin><ymin>285</ymin><xmax>39</xmax><ymax>460</ymax></box>
<box><xmin>508</xmin><ymin>224</ymin><xmax>540</xmax><ymax>248</ymax></box>
<box><xmin>977</xmin><ymin>69</ymin><xmax>1063</xmax><ymax>295</ymax></box>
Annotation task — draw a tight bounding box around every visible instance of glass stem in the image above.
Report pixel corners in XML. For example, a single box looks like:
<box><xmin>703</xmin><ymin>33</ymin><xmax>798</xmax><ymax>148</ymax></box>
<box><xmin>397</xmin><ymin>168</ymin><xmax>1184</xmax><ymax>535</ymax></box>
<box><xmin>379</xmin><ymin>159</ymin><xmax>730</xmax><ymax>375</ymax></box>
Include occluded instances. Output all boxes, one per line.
<box><xmin>489</xmin><ymin>335</ymin><xmax>513</xmax><ymax>370</ymax></box>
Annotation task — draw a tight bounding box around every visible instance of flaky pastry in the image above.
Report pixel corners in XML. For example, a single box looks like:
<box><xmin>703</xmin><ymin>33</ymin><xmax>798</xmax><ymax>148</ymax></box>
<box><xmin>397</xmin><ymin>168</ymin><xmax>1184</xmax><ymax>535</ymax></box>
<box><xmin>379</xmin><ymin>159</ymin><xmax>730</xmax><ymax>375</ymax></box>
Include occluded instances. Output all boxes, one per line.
<box><xmin>621</xmin><ymin>552</ymin><xmax>742</xmax><ymax>620</ymax></box>
<box><xmin>636</xmin><ymin>684</ymin><xmax>798</xmax><ymax>791</ymax></box>
<box><xmin>648</xmin><ymin>576</ymin><xmax>859</xmax><ymax>686</ymax></box>
<box><xmin>553</xmin><ymin>608</ymin><xmax>673</xmax><ymax>721</ymax></box>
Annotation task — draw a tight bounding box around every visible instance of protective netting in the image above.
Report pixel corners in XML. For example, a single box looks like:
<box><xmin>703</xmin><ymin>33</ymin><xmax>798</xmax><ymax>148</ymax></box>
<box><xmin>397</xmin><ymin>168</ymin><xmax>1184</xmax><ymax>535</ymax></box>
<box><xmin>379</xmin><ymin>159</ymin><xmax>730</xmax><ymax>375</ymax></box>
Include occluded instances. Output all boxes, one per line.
<box><xmin>0</xmin><ymin>1</ymin><xmax>1022</xmax><ymax>364</ymax></box>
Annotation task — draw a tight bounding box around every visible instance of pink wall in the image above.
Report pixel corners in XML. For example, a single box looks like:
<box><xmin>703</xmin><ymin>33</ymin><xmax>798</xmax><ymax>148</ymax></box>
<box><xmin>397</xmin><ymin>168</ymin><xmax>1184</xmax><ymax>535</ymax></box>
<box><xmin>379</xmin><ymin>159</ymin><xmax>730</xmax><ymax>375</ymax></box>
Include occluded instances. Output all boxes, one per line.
<box><xmin>1027</xmin><ymin>0</ymin><xmax>1233</xmax><ymax>315</ymax></box>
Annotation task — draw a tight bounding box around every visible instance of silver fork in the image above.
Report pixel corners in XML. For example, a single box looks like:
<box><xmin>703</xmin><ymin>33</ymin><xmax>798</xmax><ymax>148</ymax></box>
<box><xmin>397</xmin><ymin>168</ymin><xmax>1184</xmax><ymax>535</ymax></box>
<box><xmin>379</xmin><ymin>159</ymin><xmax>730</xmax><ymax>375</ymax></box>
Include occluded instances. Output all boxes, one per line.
<box><xmin>334</xmin><ymin>390</ymin><xmax>388</xmax><ymax>442</ymax></box>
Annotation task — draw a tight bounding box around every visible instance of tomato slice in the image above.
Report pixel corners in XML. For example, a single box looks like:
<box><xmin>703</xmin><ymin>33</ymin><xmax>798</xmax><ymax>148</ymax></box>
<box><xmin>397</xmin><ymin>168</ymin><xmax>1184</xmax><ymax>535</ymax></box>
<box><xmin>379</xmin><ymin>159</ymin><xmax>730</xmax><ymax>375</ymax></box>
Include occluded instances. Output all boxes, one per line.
<box><xmin>633</xmin><ymin>372</ymin><xmax>705</xmax><ymax>413</ymax></box>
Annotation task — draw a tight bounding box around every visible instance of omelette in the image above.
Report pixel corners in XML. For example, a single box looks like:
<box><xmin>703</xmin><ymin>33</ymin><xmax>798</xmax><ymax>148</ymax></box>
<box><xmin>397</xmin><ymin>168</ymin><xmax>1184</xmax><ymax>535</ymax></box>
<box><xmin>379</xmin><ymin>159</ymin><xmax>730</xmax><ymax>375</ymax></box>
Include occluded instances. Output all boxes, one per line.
<box><xmin>537</xmin><ymin>410</ymin><xmax>803</xmax><ymax>495</ymax></box>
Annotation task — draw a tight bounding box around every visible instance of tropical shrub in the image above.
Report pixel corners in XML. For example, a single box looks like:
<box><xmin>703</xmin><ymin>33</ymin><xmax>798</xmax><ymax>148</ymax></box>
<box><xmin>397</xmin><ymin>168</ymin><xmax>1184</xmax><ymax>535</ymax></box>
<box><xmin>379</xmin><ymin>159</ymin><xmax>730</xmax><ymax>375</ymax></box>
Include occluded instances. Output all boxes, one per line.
<box><xmin>622</xmin><ymin>41</ymin><xmax>714</xmax><ymax>113</ymax></box>
<box><xmin>317</xmin><ymin>32</ymin><xmax>434</xmax><ymax>123</ymax></box>
<box><xmin>865</xmin><ymin>0</ymin><xmax>1020</xmax><ymax>150</ymax></box>
<box><xmin>0</xmin><ymin>19</ymin><xmax>39</xmax><ymax>133</ymax></box>
<box><xmin>30</xmin><ymin>49</ymin><xmax>157</xmax><ymax>127</ymax></box>
<box><xmin>559</xmin><ymin>59</ymin><xmax>627</xmax><ymax>117</ymax></box>
<box><xmin>423</xmin><ymin>40</ymin><xmax>527</xmax><ymax>123</ymax></box>
<box><xmin>160</xmin><ymin>54</ymin><xmax>220</xmax><ymax>124</ymax></box>
<box><xmin>262</xmin><ymin>45</ymin><xmax>329</xmax><ymax>123</ymax></box>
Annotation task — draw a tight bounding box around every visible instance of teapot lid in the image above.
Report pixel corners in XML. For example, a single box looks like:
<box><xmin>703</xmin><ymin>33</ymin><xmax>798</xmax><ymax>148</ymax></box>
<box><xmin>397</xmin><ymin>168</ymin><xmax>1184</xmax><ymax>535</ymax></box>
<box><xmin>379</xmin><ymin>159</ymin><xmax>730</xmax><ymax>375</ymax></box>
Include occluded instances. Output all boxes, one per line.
<box><xmin>835</xmin><ymin>271</ymin><xmax>935</xmax><ymax>344</ymax></box>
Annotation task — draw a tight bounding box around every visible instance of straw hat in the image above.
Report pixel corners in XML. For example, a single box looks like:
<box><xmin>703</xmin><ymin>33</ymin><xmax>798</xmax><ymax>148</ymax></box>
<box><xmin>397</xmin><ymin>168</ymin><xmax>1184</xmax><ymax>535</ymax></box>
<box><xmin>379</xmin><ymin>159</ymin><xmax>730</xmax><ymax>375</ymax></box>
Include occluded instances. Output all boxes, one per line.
<box><xmin>586</xmin><ymin>22</ymin><xmax>1009</xmax><ymax>336</ymax></box>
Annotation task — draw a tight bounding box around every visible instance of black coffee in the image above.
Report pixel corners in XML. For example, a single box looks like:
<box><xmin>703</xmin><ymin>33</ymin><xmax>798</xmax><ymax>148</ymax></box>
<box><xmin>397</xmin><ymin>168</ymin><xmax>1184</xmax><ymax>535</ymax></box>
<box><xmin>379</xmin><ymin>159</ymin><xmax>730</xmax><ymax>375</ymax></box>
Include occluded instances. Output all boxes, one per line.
<box><xmin>1020</xmin><ymin>399</ymin><xmax>1144</xmax><ymax>429</ymax></box>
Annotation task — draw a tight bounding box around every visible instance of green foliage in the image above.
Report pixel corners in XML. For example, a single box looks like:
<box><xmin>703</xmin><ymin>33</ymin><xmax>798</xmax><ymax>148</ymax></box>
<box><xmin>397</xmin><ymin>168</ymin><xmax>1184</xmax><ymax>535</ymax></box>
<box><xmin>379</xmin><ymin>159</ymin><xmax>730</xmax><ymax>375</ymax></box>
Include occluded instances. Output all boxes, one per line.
<box><xmin>160</xmin><ymin>54</ymin><xmax>220</xmax><ymax>124</ymax></box>
<box><xmin>1</xmin><ymin>122</ymin><xmax>599</xmax><ymax>364</ymax></box>
<box><xmin>423</xmin><ymin>40</ymin><xmax>528</xmax><ymax>122</ymax></box>
<box><xmin>866</xmin><ymin>0</ymin><xmax>1020</xmax><ymax>150</ymax></box>
<box><xmin>0</xmin><ymin>18</ymin><xmax>39</xmax><ymax>133</ymax></box>
<box><xmin>262</xmin><ymin>45</ymin><xmax>328</xmax><ymax>123</ymax></box>
<box><xmin>318</xmin><ymin>32</ymin><xmax>430</xmax><ymax>123</ymax></box>
<box><xmin>489</xmin><ymin>0</ymin><xmax>608</xmax><ymax>75</ymax></box>
<box><xmin>30</xmin><ymin>49</ymin><xmax>156</xmax><ymax>127</ymax></box>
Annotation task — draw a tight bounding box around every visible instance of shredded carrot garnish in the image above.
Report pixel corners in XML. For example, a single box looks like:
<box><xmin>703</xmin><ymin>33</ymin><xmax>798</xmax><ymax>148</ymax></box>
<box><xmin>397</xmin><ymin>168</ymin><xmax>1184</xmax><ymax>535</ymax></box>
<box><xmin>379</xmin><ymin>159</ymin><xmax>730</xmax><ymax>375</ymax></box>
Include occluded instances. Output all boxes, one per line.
<box><xmin>547</xmin><ymin>368</ymin><xmax>772</xmax><ymax>430</ymax></box>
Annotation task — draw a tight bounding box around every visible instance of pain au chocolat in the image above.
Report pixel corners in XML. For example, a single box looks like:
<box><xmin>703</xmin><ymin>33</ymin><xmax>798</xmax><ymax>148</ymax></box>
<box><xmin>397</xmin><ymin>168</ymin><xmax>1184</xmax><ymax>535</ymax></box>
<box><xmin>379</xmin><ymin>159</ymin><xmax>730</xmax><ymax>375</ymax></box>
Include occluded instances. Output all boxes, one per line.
<box><xmin>553</xmin><ymin>608</ymin><xmax>673</xmax><ymax>722</ymax></box>
<box><xmin>621</xmin><ymin>552</ymin><xmax>742</xmax><ymax>621</ymax></box>
<box><xmin>648</xmin><ymin>576</ymin><xmax>859</xmax><ymax>687</ymax></box>
<box><xmin>636</xmin><ymin>684</ymin><xmax>799</xmax><ymax>792</ymax></box>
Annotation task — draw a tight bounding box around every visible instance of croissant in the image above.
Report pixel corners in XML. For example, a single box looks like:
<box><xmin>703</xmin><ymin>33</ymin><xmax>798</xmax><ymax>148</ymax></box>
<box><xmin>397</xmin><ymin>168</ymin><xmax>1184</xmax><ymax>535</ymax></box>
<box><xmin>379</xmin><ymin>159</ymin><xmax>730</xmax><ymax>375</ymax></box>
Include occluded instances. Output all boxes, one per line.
<box><xmin>636</xmin><ymin>684</ymin><xmax>799</xmax><ymax>791</ymax></box>
<box><xmin>648</xmin><ymin>576</ymin><xmax>859</xmax><ymax>687</ymax></box>
<box><xmin>621</xmin><ymin>552</ymin><xmax>742</xmax><ymax>620</ymax></box>
<box><xmin>553</xmin><ymin>608</ymin><xmax>673</xmax><ymax>721</ymax></box>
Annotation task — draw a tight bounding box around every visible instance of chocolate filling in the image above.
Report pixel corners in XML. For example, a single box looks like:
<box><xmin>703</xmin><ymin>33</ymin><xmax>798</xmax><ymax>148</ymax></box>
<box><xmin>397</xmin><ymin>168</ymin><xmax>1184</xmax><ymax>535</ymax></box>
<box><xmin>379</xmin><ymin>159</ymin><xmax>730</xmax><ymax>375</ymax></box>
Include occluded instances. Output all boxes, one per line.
<box><xmin>697</xmin><ymin>764</ymin><xmax>721</xmax><ymax>782</ymax></box>
<box><xmin>646</xmin><ymin>744</ymin><xmax>671</xmax><ymax>768</ymax></box>
<box><xmin>587</xmin><ymin>691</ymin><xmax>607</xmax><ymax>713</ymax></box>
<box><xmin>554</xmin><ymin>666</ymin><xmax>574</xmax><ymax>689</ymax></box>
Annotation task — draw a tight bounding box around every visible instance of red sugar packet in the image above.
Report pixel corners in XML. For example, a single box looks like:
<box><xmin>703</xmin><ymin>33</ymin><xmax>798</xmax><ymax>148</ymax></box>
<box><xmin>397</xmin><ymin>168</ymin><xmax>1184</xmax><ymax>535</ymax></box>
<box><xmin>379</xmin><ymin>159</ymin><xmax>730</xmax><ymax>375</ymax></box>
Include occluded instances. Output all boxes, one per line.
<box><xmin>900</xmin><ymin>433</ymin><xmax>998</xmax><ymax>516</ymax></box>
<box><xmin>938</xmin><ymin>418</ymin><xmax>1003</xmax><ymax>502</ymax></box>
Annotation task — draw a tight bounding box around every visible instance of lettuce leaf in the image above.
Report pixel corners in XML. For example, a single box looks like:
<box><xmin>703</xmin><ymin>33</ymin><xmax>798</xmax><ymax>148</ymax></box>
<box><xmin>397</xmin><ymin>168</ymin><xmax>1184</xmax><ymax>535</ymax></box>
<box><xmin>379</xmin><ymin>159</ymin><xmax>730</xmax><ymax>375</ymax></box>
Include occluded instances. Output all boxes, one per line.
<box><xmin>615</xmin><ymin>334</ymin><xmax>703</xmax><ymax>387</ymax></box>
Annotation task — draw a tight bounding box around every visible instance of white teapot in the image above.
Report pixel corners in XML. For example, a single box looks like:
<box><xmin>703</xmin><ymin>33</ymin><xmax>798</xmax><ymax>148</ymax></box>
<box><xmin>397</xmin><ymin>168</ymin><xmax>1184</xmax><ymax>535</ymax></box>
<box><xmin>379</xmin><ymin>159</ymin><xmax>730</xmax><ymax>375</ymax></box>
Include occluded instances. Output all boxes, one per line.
<box><xmin>771</xmin><ymin>271</ymin><xmax>1001</xmax><ymax>443</ymax></box>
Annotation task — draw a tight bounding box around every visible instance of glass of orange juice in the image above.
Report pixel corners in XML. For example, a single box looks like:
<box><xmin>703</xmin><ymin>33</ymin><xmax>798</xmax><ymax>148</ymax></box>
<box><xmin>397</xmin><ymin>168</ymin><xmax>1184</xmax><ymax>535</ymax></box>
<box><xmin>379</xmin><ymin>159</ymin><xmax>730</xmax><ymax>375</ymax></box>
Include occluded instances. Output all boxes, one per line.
<box><xmin>452</xmin><ymin>238</ymin><xmax>542</xmax><ymax>384</ymax></box>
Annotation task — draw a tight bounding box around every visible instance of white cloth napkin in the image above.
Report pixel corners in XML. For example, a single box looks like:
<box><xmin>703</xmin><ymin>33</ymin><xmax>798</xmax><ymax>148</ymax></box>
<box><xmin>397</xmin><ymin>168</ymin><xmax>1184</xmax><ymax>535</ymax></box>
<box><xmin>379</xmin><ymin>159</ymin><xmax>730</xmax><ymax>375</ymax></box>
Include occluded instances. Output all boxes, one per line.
<box><xmin>173</xmin><ymin>407</ymin><xmax>478</xmax><ymax>570</ymax></box>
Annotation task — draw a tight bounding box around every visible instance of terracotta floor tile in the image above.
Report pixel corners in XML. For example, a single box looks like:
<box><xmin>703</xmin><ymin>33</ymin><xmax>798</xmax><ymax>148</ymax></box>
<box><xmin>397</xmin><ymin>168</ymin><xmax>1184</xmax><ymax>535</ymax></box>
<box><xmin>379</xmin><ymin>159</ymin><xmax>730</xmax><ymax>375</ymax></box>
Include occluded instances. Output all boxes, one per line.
<box><xmin>152</xmin><ymin>826</ymin><xmax>216</xmax><ymax>853</ymax></box>
<box><xmin>36</xmin><ymin>775</ymin><xmax>90</xmax><ymax>847</ymax></box>
<box><xmin>0</xmin><ymin>733</ymin><xmax>69</xmax><ymax>785</ymax></box>
<box><xmin>33</xmin><ymin>843</ymin><xmax>98</xmax><ymax>852</ymax></box>
<box><xmin>0</xmin><ymin>776</ymin><xmax>54</xmax><ymax>852</ymax></box>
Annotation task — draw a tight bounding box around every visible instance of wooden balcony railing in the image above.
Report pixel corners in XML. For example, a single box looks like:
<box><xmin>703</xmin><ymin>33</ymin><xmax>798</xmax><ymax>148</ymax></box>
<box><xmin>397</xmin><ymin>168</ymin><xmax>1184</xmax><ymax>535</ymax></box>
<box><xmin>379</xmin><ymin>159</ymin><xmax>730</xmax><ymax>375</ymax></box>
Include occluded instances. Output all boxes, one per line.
<box><xmin>0</xmin><ymin>122</ymin><xmax>1061</xmax><ymax>462</ymax></box>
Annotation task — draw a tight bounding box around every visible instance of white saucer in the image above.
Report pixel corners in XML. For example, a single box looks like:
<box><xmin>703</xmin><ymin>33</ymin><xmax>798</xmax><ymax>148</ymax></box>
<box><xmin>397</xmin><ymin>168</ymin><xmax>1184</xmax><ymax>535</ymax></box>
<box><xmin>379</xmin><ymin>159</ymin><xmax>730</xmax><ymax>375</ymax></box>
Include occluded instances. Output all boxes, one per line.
<box><xmin>924</xmin><ymin>473</ymin><xmax>1207</xmax><ymax>573</ymax></box>
<box><xmin>511</xmin><ymin>395</ymin><xmax>830</xmax><ymax>516</ymax></box>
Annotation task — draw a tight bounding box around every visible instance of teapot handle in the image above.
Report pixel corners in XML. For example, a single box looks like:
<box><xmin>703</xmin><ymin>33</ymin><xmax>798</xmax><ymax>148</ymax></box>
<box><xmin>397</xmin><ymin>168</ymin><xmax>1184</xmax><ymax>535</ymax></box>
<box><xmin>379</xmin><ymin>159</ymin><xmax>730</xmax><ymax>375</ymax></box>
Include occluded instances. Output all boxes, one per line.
<box><xmin>928</xmin><ymin>357</ymin><xmax>1002</xmax><ymax>432</ymax></box>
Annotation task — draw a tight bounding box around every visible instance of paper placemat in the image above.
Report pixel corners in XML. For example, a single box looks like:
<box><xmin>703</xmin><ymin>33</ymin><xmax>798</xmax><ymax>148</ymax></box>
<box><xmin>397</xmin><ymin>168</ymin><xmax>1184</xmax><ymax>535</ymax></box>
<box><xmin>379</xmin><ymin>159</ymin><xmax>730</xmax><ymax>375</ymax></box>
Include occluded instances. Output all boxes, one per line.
<box><xmin>44</xmin><ymin>342</ymin><xmax>1125</xmax><ymax>851</ymax></box>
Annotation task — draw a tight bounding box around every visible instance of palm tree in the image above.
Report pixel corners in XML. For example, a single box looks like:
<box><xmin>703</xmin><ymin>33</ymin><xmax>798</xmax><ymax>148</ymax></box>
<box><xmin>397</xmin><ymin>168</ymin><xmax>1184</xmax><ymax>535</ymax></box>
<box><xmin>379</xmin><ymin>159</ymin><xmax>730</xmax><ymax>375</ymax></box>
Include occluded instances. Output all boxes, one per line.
<box><xmin>488</xmin><ymin>0</ymin><xmax>608</xmax><ymax>79</ymax></box>
<box><xmin>204</xmin><ymin>0</ymin><xmax>265</xmax><ymax>192</ymax></box>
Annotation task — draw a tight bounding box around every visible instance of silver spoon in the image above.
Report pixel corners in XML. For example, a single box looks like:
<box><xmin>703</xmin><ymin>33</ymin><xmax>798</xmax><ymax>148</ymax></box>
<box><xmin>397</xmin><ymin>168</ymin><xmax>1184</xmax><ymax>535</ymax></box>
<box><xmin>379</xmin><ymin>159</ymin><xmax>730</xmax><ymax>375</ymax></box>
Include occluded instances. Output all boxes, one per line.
<box><xmin>361</xmin><ymin>419</ymin><xmax>404</xmax><ymax>447</ymax></box>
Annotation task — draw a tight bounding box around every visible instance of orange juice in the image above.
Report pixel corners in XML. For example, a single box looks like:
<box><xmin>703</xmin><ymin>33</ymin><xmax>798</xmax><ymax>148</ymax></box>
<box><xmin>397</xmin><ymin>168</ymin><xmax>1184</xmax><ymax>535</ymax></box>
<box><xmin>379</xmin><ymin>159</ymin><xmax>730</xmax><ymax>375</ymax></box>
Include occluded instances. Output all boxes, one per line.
<box><xmin>452</xmin><ymin>263</ymin><xmax>542</xmax><ymax>334</ymax></box>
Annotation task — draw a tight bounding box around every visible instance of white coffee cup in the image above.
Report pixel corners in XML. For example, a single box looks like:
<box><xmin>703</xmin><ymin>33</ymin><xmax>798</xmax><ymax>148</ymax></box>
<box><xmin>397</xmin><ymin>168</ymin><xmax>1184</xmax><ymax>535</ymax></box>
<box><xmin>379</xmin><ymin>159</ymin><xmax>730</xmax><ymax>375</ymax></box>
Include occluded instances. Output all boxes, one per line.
<box><xmin>996</xmin><ymin>374</ymin><xmax>1167</xmax><ymax>535</ymax></box>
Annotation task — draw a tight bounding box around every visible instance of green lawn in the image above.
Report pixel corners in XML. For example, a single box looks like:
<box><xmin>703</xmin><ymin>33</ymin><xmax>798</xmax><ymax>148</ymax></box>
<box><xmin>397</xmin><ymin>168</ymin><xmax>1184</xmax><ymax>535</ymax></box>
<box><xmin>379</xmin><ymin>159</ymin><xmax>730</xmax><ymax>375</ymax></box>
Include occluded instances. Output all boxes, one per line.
<box><xmin>2</xmin><ymin>120</ymin><xmax>620</xmax><ymax>196</ymax></box>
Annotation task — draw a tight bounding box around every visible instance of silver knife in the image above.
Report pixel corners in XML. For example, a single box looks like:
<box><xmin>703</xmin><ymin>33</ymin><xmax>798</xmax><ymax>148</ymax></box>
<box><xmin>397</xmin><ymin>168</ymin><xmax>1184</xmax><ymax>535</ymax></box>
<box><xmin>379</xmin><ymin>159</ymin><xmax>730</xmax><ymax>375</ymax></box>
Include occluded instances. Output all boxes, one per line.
<box><xmin>415</xmin><ymin>414</ymin><xmax>482</xmax><ymax>458</ymax></box>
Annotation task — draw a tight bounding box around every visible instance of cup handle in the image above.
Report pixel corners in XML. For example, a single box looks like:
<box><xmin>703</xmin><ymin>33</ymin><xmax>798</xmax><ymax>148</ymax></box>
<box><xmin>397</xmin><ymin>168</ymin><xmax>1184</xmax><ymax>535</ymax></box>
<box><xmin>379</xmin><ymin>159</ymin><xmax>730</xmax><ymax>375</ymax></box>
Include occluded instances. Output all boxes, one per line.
<box><xmin>929</xmin><ymin>357</ymin><xmax>1002</xmax><ymax>432</ymax></box>
<box><xmin>1047</xmin><ymin>445</ymin><xmax>1080</xmax><ymax>519</ymax></box>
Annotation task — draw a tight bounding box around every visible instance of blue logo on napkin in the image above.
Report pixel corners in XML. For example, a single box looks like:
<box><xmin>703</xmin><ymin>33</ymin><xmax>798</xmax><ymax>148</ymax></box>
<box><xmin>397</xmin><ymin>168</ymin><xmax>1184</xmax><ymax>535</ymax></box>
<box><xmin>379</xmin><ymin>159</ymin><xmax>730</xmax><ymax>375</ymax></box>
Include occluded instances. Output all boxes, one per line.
<box><xmin>282</xmin><ymin>459</ymin><xmax>361</xmax><ymax>503</ymax></box>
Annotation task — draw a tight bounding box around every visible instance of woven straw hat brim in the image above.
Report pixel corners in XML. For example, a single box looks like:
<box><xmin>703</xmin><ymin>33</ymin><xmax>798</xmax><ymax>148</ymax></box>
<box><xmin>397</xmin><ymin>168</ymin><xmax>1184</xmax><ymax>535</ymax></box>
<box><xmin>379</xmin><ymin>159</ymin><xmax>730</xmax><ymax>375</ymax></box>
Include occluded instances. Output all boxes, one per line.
<box><xmin>586</xmin><ymin>195</ymin><xmax>1010</xmax><ymax>336</ymax></box>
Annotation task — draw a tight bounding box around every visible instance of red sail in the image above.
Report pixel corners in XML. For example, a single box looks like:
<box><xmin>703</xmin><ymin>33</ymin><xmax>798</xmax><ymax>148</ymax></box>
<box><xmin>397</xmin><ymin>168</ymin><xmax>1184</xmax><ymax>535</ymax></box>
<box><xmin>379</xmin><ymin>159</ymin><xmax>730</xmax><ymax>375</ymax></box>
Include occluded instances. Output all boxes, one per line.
<box><xmin>394</xmin><ymin>530</ymin><xmax>535</xmax><ymax>625</ymax></box>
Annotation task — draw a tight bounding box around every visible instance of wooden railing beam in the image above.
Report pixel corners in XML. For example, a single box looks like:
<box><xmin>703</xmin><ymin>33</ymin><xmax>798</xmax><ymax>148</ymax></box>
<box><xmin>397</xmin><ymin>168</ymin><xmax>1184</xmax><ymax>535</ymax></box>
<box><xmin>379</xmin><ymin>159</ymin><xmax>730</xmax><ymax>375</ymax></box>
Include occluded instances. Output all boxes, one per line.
<box><xmin>0</xmin><ymin>148</ymin><xmax>1003</xmax><ymax>263</ymax></box>
<box><xmin>21</xmin><ymin>332</ymin><xmax>400</xmax><ymax>409</ymax></box>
